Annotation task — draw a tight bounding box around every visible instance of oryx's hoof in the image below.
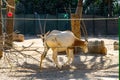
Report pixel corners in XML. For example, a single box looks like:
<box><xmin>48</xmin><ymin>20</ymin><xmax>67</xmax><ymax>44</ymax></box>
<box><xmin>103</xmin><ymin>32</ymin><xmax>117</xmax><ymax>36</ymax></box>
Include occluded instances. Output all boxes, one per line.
<box><xmin>55</xmin><ymin>65</ymin><xmax>62</xmax><ymax>69</ymax></box>
<box><xmin>63</xmin><ymin>62</ymin><xmax>70</xmax><ymax>66</ymax></box>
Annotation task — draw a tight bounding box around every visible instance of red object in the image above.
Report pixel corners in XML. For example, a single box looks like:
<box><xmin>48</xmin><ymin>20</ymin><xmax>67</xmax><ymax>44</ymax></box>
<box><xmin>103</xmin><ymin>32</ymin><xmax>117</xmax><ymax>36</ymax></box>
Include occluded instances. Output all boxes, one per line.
<box><xmin>7</xmin><ymin>11</ymin><xmax>13</xmax><ymax>17</ymax></box>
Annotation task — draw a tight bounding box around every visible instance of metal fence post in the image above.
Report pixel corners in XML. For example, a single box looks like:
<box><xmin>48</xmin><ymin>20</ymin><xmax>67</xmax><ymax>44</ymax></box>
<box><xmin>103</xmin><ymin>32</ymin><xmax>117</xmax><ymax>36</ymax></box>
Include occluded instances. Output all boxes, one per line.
<box><xmin>118</xmin><ymin>16</ymin><xmax>120</xmax><ymax>77</ymax></box>
<box><xmin>0</xmin><ymin>0</ymin><xmax>3</xmax><ymax>58</ymax></box>
<box><xmin>118</xmin><ymin>16</ymin><xmax>120</xmax><ymax>49</ymax></box>
<box><xmin>105</xmin><ymin>17</ymin><xmax>108</xmax><ymax>36</ymax></box>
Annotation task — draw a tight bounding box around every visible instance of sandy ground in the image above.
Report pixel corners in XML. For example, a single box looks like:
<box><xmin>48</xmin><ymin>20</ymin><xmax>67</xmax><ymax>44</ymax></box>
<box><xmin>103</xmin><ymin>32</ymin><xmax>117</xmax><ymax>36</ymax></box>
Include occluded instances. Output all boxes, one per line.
<box><xmin>0</xmin><ymin>36</ymin><xmax>119</xmax><ymax>80</ymax></box>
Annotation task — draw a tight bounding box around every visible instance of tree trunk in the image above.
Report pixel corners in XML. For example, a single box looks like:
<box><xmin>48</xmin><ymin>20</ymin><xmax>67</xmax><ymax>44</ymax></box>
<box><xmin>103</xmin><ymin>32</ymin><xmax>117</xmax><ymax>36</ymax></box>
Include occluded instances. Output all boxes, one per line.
<box><xmin>108</xmin><ymin>0</ymin><xmax>113</xmax><ymax>17</ymax></box>
<box><xmin>71</xmin><ymin>0</ymin><xmax>83</xmax><ymax>54</ymax></box>
<box><xmin>0</xmin><ymin>0</ymin><xmax>3</xmax><ymax>58</ymax></box>
<box><xmin>71</xmin><ymin>0</ymin><xmax>83</xmax><ymax>39</ymax></box>
<box><xmin>75</xmin><ymin>0</ymin><xmax>83</xmax><ymax>17</ymax></box>
<box><xmin>6</xmin><ymin>0</ymin><xmax>15</xmax><ymax>48</ymax></box>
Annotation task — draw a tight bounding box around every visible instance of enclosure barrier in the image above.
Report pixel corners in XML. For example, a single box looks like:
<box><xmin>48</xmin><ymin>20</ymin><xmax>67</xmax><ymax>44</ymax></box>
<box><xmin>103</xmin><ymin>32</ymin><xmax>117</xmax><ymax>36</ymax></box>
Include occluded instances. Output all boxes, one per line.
<box><xmin>118</xmin><ymin>16</ymin><xmax>120</xmax><ymax>50</ymax></box>
<box><xmin>0</xmin><ymin>17</ymin><xmax>118</xmax><ymax>20</ymax></box>
<box><xmin>1</xmin><ymin>16</ymin><xmax>118</xmax><ymax>35</ymax></box>
<box><xmin>118</xmin><ymin>16</ymin><xmax>120</xmax><ymax>71</ymax></box>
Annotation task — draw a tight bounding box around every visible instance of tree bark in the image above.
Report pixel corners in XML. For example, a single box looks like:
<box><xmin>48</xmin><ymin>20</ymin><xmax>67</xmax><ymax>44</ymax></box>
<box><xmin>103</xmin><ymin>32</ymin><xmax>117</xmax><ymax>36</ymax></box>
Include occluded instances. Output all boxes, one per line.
<box><xmin>71</xmin><ymin>0</ymin><xmax>83</xmax><ymax>39</ymax></box>
<box><xmin>6</xmin><ymin>0</ymin><xmax>15</xmax><ymax>48</ymax></box>
<box><xmin>71</xmin><ymin>0</ymin><xmax>83</xmax><ymax>53</ymax></box>
<box><xmin>0</xmin><ymin>0</ymin><xmax>3</xmax><ymax>58</ymax></box>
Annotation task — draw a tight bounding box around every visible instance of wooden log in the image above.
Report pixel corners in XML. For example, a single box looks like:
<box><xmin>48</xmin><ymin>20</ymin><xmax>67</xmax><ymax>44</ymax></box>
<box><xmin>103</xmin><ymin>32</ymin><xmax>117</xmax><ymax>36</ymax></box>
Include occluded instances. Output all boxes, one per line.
<box><xmin>13</xmin><ymin>33</ymin><xmax>24</xmax><ymax>42</ymax></box>
<box><xmin>88</xmin><ymin>40</ymin><xmax>107</xmax><ymax>55</ymax></box>
<box><xmin>113</xmin><ymin>41</ymin><xmax>119</xmax><ymax>50</ymax></box>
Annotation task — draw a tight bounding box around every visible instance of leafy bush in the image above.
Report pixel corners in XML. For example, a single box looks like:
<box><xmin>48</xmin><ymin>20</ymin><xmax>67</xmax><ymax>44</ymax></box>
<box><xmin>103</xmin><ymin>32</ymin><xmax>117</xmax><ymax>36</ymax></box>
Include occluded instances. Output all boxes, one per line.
<box><xmin>15</xmin><ymin>0</ymin><xmax>77</xmax><ymax>14</ymax></box>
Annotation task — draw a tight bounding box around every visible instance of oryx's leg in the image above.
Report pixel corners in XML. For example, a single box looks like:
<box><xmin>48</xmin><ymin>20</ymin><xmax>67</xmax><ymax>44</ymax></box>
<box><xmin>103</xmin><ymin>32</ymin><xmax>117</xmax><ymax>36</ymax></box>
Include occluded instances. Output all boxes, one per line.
<box><xmin>70</xmin><ymin>49</ymin><xmax>74</xmax><ymax>64</ymax></box>
<box><xmin>64</xmin><ymin>49</ymin><xmax>74</xmax><ymax>66</ymax></box>
<box><xmin>52</xmin><ymin>48</ymin><xmax>61</xmax><ymax>69</ymax></box>
<box><xmin>64</xmin><ymin>48</ymin><xmax>70</xmax><ymax>65</ymax></box>
<box><xmin>0</xmin><ymin>51</ymin><xmax>3</xmax><ymax>59</ymax></box>
<box><xmin>40</xmin><ymin>52</ymin><xmax>47</xmax><ymax>69</ymax></box>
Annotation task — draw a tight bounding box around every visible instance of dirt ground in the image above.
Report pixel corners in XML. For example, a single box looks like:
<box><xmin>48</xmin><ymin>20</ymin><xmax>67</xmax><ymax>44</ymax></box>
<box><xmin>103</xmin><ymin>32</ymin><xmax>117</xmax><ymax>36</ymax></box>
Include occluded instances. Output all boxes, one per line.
<box><xmin>0</xmin><ymin>36</ymin><xmax>119</xmax><ymax>80</ymax></box>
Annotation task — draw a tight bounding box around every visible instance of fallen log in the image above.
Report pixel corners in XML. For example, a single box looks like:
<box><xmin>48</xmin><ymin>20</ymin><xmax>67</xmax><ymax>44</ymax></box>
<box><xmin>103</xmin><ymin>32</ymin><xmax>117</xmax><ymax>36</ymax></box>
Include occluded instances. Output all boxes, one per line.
<box><xmin>13</xmin><ymin>33</ymin><xmax>24</xmax><ymax>42</ymax></box>
<box><xmin>88</xmin><ymin>40</ymin><xmax>107</xmax><ymax>55</ymax></box>
<box><xmin>113</xmin><ymin>41</ymin><xmax>119</xmax><ymax>50</ymax></box>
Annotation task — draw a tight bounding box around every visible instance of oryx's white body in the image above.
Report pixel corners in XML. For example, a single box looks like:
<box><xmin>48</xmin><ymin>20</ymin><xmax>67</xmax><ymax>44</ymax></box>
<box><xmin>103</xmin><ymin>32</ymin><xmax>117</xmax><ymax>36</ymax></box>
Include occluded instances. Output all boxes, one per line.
<box><xmin>40</xmin><ymin>30</ymin><xmax>88</xmax><ymax>69</ymax></box>
<box><xmin>45</xmin><ymin>30</ymin><xmax>75</xmax><ymax>52</ymax></box>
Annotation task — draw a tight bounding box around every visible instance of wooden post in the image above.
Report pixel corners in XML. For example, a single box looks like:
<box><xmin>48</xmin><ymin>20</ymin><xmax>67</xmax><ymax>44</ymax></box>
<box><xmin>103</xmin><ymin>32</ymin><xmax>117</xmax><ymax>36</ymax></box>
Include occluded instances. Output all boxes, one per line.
<box><xmin>0</xmin><ymin>0</ymin><xmax>3</xmax><ymax>58</ymax></box>
<box><xmin>75</xmin><ymin>0</ymin><xmax>83</xmax><ymax>17</ymax></box>
<box><xmin>71</xmin><ymin>14</ymin><xmax>80</xmax><ymax>38</ymax></box>
<box><xmin>75</xmin><ymin>0</ymin><xmax>83</xmax><ymax>38</ymax></box>
<box><xmin>71</xmin><ymin>0</ymin><xmax>83</xmax><ymax>39</ymax></box>
<box><xmin>118</xmin><ymin>16</ymin><xmax>120</xmax><ymax>51</ymax></box>
<box><xmin>118</xmin><ymin>16</ymin><xmax>120</xmax><ymax>75</ymax></box>
<box><xmin>71</xmin><ymin>0</ymin><xmax>83</xmax><ymax>53</ymax></box>
<box><xmin>6</xmin><ymin>0</ymin><xmax>15</xmax><ymax>47</ymax></box>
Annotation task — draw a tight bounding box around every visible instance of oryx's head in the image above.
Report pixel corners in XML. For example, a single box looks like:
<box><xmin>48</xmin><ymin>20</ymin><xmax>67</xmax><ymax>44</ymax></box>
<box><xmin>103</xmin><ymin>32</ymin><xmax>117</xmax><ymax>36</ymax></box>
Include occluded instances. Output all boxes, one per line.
<box><xmin>40</xmin><ymin>31</ymin><xmax>50</xmax><ymax>43</ymax></box>
<box><xmin>39</xmin><ymin>31</ymin><xmax>51</xmax><ymax>53</ymax></box>
<box><xmin>81</xmin><ymin>41</ymin><xmax>88</xmax><ymax>53</ymax></box>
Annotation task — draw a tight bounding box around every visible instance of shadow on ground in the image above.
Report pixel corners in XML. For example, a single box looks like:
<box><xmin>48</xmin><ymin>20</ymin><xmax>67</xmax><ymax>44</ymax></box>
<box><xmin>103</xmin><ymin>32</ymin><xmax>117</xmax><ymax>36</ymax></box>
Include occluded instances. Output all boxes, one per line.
<box><xmin>8</xmin><ymin>53</ymin><xmax>119</xmax><ymax>80</ymax></box>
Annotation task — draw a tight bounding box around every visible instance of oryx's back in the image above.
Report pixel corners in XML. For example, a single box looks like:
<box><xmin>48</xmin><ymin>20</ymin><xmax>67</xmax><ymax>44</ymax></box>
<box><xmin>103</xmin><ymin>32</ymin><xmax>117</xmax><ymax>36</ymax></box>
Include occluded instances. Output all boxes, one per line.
<box><xmin>45</xmin><ymin>30</ymin><xmax>75</xmax><ymax>50</ymax></box>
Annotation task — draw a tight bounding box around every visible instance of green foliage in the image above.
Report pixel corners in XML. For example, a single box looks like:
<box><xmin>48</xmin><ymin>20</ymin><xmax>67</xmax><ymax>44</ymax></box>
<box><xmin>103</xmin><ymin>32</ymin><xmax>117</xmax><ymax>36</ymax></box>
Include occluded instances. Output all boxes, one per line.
<box><xmin>15</xmin><ymin>0</ymin><xmax>77</xmax><ymax>14</ymax></box>
<box><xmin>15</xmin><ymin>0</ymin><xmax>119</xmax><ymax>16</ymax></box>
<box><xmin>83</xmin><ymin>0</ymin><xmax>119</xmax><ymax>16</ymax></box>
<box><xmin>112</xmin><ymin>0</ymin><xmax>120</xmax><ymax>16</ymax></box>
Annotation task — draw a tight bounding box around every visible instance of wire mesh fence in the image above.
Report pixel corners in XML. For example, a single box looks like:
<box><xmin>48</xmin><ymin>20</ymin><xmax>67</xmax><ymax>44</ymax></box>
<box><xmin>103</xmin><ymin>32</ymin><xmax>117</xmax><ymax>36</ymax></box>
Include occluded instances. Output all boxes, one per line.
<box><xmin>0</xmin><ymin>13</ymin><xmax>119</xmax><ymax>36</ymax></box>
<box><xmin>13</xmin><ymin>14</ymin><xmax>119</xmax><ymax>36</ymax></box>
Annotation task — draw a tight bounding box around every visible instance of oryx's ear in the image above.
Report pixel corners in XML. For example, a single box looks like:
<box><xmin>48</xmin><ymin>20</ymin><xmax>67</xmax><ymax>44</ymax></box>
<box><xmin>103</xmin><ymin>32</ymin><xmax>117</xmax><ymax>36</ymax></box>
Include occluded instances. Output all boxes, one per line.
<box><xmin>45</xmin><ymin>31</ymin><xmax>50</xmax><ymax>36</ymax></box>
